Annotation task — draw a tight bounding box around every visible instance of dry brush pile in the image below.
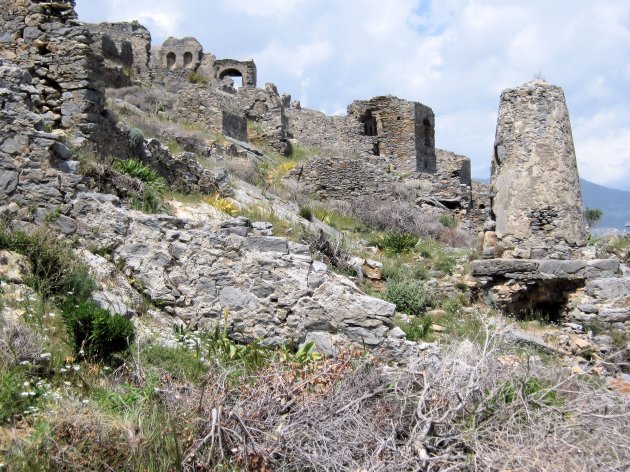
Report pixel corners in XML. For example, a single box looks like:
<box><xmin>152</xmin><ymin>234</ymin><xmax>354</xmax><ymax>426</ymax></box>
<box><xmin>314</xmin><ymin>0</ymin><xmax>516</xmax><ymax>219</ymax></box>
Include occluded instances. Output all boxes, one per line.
<box><xmin>6</xmin><ymin>323</ymin><xmax>627</xmax><ymax>471</ymax></box>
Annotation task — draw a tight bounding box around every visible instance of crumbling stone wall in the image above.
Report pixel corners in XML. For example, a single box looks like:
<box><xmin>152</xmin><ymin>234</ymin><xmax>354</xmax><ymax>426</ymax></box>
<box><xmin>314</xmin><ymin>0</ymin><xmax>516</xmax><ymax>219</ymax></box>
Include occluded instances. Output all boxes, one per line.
<box><xmin>347</xmin><ymin>96</ymin><xmax>436</xmax><ymax>174</ymax></box>
<box><xmin>483</xmin><ymin>81</ymin><xmax>587</xmax><ymax>259</ymax></box>
<box><xmin>471</xmin><ymin>180</ymin><xmax>491</xmax><ymax>230</ymax></box>
<box><xmin>159</xmin><ymin>36</ymin><xmax>203</xmax><ymax>71</ymax></box>
<box><xmin>0</xmin><ymin>63</ymin><xmax>79</xmax><ymax>228</ymax></box>
<box><xmin>417</xmin><ymin>149</ymin><xmax>471</xmax><ymax>211</ymax></box>
<box><xmin>0</xmin><ymin>0</ymin><xmax>105</xmax><ymax>137</ymax></box>
<box><xmin>85</xmin><ymin>21</ymin><xmax>151</xmax><ymax>85</ymax></box>
<box><xmin>289</xmin><ymin>156</ymin><xmax>406</xmax><ymax>201</ymax></box>
<box><xmin>237</xmin><ymin>83</ymin><xmax>289</xmax><ymax>154</ymax></box>
<box><xmin>174</xmin><ymin>86</ymin><xmax>248</xmax><ymax>141</ymax></box>
<box><xmin>150</xmin><ymin>36</ymin><xmax>258</xmax><ymax>88</ymax></box>
<box><xmin>285</xmin><ymin>96</ymin><xmax>436</xmax><ymax>175</ymax></box>
<box><xmin>214</xmin><ymin>58</ymin><xmax>257</xmax><ymax>88</ymax></box>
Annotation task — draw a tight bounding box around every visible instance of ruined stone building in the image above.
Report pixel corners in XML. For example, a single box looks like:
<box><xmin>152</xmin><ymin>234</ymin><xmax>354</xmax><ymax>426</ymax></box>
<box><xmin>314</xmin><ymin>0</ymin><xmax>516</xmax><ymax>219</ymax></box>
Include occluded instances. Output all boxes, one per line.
<box><xmin>82</xmin><ymin>19</ymin><xmax>477</xmax><ymax>215</ymax></box>
<box><xmin>85</xmin><ymin>24</ymin><xmax>258</xmax><ymax>89</ymax></box>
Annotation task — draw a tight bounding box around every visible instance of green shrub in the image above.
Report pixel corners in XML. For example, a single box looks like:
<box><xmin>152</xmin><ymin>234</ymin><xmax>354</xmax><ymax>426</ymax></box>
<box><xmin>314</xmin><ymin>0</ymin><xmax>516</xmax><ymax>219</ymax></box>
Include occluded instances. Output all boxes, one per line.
<box><xmin>128</xmin><ymin>127</ymin><xmax>145</xmax><ymax>149</ymax></box>
<box><xmin>0</xmin><ymin>370</ymin><xmax>35</xmax><ymax>424</ymax></box>
<box><xmin>438</xmin><ymin>214</ymin><xmax>457</xmax><ymax>228</ymax></box>
<box><xmin>113</xmin><ymin>159</ymin><xmax>166</xmax><ymax>192</ymax></box>
<box><xmin>396</xmin><ymin>315</ymin><xmax>432</xmax><ymax>341</ymax></box>
<box><xmin>385</xmin><ymin>279</ymin><xmax>435</xmax><ymax>316</ymax></box>
<box><xmin>298</xmin><ymin>206</ymin><xmax>313</xmax><ymax>221</ymax></box>
<box><xmin>62</xmin><ymin>301</ymin><xmax>135</xmax><ymax>362</ymax></box>
<box><xmin>131</xmin><ymin>186</ymin><xmax>163</xmax><ymax>214</ymax></box>
<box><xmin>374</xmin><ymin>232</ymin><xmax>419</xmax><ymax>254</ymax></box>
<box><xmin>0</xmin><ymin>226</ymin><xmax>96</xmax><ymax>300</ymax></box>
<box><xmin>187</xmin><ymin>71</ymin><xmax>208</xmax><ymax>84</ymax></box>
<box><xmin>382</xmin><ymin>263</ymin><xmax>428</xmax><ymax>282</ymax></box>
<box><xmin>584</xmin><ymin>207</ymin><xmax>603</xmax><ymax>227</ymax></box>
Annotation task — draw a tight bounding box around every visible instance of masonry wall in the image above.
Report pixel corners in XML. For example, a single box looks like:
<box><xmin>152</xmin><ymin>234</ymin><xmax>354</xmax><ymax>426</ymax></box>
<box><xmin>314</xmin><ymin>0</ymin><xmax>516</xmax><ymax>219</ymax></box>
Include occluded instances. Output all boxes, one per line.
<box><xmin>174</xmin><ymin>86</ymin><xmax>248</xmax><ymax>141</ymax></box>
<box><xmin>289</xmin><ymin>156</ymin><xmax>405</xmax><ymax>201</ymax></box>
<box><xmin>0</xmin><ymin>0</ymin><xmax>110</xmax><ymax>142</ymax></box>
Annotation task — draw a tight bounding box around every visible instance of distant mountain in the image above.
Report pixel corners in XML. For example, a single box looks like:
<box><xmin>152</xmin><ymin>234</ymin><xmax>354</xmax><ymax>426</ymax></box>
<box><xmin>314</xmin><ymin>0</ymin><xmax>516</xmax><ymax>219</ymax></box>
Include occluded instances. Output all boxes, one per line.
<box><xmin>580</xmin><ymin>179</ymin><xmax>630</xmax><ymax>231</ymax></box>
<box><xmin>472</xmin><ymin>178</ymin><xmax>630</xmax><ymax>231</ymax></box>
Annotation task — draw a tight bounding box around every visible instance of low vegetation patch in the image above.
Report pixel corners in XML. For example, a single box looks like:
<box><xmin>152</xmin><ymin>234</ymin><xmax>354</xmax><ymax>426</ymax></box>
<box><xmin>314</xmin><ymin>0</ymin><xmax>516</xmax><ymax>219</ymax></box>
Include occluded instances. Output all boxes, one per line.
<box><xmin>0</xmin><ymin>226</ymin><xmax>95</xmax><ymax>300</ymax></box>
<box><xmin>385</xmin><ymin>278</ymin><xmax>435</xmax><ymax>316</ymax></box>
<box><xmin>204</xmin><ymin>193</ymin><xmax>238</xmax><ymax>216</ymax></box>
<box><xmin>373</xmin><ymin>231</ymin><xmax>419</xmax><ymax>254</ymax></box>
<box><xmin>61</xmin><ymin>300</ymin><xmax>135</xmax><ymax>363</ymax></box>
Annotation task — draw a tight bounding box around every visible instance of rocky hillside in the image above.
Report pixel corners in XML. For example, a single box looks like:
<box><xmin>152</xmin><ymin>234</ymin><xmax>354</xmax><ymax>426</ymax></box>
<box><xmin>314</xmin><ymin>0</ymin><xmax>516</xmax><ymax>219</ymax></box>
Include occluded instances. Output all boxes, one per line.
<box><xmin>0</xmin><ymin>1</ymin><xmax>629</xmax><ymax>470</ymax></box>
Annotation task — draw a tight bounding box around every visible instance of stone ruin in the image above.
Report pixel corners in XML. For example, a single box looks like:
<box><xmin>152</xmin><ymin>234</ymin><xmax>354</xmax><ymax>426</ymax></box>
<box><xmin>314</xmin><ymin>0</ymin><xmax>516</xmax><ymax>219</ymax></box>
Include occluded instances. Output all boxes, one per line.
<box><xmin>85</xmin><ymin>23</ymin><xmax>259</xmax><ymax>90</ymax></box>
<box><xmin>81</xmin><ymin>19</ymin><xmax>476</xmax><ymax>218</ymax></box>
<box><xmin>483</xmin><ymin>81</ymin><xmax>587</xmax><ymax>260</ymax></box>
<box><xmin>282</xmin><ymin>96</ymin><xmax>478</xmax><ymax>216</ymax></box>
<box><xmin>472</xmin><ymin>81</ymin><xmax>627</xmax><ymax>329</ymax></box>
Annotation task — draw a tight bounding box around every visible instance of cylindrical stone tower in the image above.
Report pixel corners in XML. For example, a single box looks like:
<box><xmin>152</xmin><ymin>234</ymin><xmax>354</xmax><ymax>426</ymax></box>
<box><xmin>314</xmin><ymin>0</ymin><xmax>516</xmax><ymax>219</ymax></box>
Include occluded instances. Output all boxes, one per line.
<box><xmin>484</xmin><ymin>80</ymin><xmax>587</xmax><ymax>260</ymax></box>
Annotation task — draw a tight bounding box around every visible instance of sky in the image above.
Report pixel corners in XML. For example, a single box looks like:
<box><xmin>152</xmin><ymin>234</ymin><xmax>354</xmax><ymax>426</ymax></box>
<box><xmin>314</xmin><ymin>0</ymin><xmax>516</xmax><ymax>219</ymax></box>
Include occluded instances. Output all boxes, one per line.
<box><xmin>76</xmin><ymin>0</ymin><xmax>630</xmax><ymax>190</ymax></box>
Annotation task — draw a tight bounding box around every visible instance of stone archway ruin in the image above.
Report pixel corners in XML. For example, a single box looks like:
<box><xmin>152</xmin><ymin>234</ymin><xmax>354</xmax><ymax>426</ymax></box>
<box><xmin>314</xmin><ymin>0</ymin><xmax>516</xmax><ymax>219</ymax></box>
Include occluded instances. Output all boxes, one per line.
<box><xmin>215</xmin><ymin>59</ymin><xmax>257</xmax><ymax>88</ymax></box>
<box><xmin>218</xmin><ymin>68</ymin><xmax>244</xmax><ymax>87</ymax></box>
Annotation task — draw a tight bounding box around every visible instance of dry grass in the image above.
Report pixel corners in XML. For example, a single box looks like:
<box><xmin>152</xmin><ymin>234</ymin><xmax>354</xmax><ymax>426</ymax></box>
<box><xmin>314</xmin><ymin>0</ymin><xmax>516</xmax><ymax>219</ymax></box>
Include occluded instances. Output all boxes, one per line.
<box><xmin>3</xmin><ymin>326</ymin><xmax>629</xmax><ymax>471</ymax></box>
<box><xmin>344</xmin><ymin>197</ymin><xmax>474</xmax><ymax>248</ymax></box>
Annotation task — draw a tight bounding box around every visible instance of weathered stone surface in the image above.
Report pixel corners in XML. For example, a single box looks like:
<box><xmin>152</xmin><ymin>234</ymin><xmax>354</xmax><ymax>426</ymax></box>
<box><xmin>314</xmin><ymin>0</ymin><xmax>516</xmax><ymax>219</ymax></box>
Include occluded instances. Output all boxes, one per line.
<box><xmin>485</xmin><ymin>81</ymin><xmax>587</xmax><ymax>258</ymax></box>
<box><xmin>0</xmin><ymin>251</ymin><xmax>31</xmax><ymax>284</ymax></box>
<box><xmin>68</xmin><ymin>193</ymin><xmax>398</xmax><ymax>348</ymax></box>
<box><xmin>599</xmin><ymin>309</ymin><xmax>630</xmax><ymax>323</ymax></box>
<box><xmin>586</xmin><ymin>277</ymin><xmax>630</xmax><ymax>300</ymax></box>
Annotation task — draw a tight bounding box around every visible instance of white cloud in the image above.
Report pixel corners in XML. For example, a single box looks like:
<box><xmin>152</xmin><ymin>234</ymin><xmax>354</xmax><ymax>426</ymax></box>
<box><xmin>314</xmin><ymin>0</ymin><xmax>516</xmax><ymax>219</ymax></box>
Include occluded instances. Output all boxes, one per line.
<box><xmin>256</xmin><ymin>39</ymin><xmax>333</xmax><ymax>79</ymax></box>
<box><xmin>78</xmin><ymin>0</ymin><xmax>184</xmax><ymax>36</ymax></box>
<box><xmin>576</xmin><ymin>128</ymin><xmax>630</xmax><ymax>189</ymax></box>
<box><xmin>223</xmin><ymin>0</ymin><xmax>310</xmax><ymax>18</ymax></box>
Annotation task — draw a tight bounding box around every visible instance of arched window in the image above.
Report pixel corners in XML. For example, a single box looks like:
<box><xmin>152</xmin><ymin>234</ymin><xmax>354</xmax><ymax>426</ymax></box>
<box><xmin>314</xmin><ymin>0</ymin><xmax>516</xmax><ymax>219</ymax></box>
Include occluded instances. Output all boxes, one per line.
<box><xmin>166</xmin><ymin>52</ymin><xmax>176</xmax><ymax>70</ymax></box>
<box><xmin>183</xmin><ymin>51</ymin><xmax>193</xmax><ymax>68</ymax></box>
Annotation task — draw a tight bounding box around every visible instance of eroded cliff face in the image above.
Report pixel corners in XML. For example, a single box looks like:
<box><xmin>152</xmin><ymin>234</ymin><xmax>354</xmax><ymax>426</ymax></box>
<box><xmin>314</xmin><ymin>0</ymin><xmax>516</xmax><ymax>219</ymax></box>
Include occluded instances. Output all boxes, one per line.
<box><xmin>486</xmin><ymin>80</ymin><xmax>587</xmax><ymax>259</ymax></box>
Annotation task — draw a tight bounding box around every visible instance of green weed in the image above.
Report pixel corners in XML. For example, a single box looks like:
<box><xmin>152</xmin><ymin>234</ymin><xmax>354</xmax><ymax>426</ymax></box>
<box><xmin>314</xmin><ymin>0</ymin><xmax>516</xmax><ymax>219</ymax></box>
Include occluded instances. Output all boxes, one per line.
<box><xmin>61</xmin><ymin>300</ymin><xmax>135</xmax><ymax>363</ymax></box>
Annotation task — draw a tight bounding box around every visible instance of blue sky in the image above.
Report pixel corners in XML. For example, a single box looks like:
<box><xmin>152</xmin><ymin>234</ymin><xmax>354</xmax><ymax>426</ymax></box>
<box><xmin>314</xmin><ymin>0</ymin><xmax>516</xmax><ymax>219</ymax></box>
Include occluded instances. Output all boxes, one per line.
<box><xmin>76</xmin><ymin>0</ymin><xmax>630</xmax><ymax>190</ymax></box>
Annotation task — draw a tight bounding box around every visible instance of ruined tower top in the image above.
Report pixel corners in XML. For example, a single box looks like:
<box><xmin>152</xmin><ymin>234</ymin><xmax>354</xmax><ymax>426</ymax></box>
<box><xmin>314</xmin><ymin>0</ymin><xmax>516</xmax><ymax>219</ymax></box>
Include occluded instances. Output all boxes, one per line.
<box><xmin>485</xmin><ymin>80</ymin><xmax>587</xmax><ymax>259</ymax></box>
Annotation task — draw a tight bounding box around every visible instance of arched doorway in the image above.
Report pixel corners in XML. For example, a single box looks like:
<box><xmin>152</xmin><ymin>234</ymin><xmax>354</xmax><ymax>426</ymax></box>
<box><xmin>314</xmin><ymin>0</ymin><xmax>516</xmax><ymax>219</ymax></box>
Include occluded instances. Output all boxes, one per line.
<box><xmin>183</xmin><ymin>51</ymin><xmax>193</xmax><ymax>68</ymax></box>
<box><xmin>218</xmin><ymin>68</ymin><xmax>244</xmax><ymax>88</ymax></box>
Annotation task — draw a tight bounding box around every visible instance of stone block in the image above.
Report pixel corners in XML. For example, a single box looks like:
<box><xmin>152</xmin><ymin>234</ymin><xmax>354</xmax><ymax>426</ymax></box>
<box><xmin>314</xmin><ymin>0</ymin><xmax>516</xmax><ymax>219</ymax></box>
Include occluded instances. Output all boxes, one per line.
<box><xmin>244</xmin><ymin>236</ymin><xmax>289</xmax><ymax>254</ymax></box>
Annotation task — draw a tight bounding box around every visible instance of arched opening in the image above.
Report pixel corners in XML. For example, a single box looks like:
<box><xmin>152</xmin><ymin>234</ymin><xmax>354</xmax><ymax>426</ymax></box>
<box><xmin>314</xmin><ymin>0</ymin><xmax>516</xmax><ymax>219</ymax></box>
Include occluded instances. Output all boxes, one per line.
<box><xmin>166</xmin><ymin>52</ymin><xmax>176</xmax><ymax>70</ymax></box>
<box><xmin>219</xmin><ymin>68</ymin><xmax>244</xmax><ymax>88</ymax></box>
<box><xmin>183</xmin><ymin>51</ymin><xmax>193</xmax><ymax>68</ymax></box>
<box><xmin>362</xmin><ymin>110</ymin><xmax>378</xmax><ymax>136</ymax></box>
